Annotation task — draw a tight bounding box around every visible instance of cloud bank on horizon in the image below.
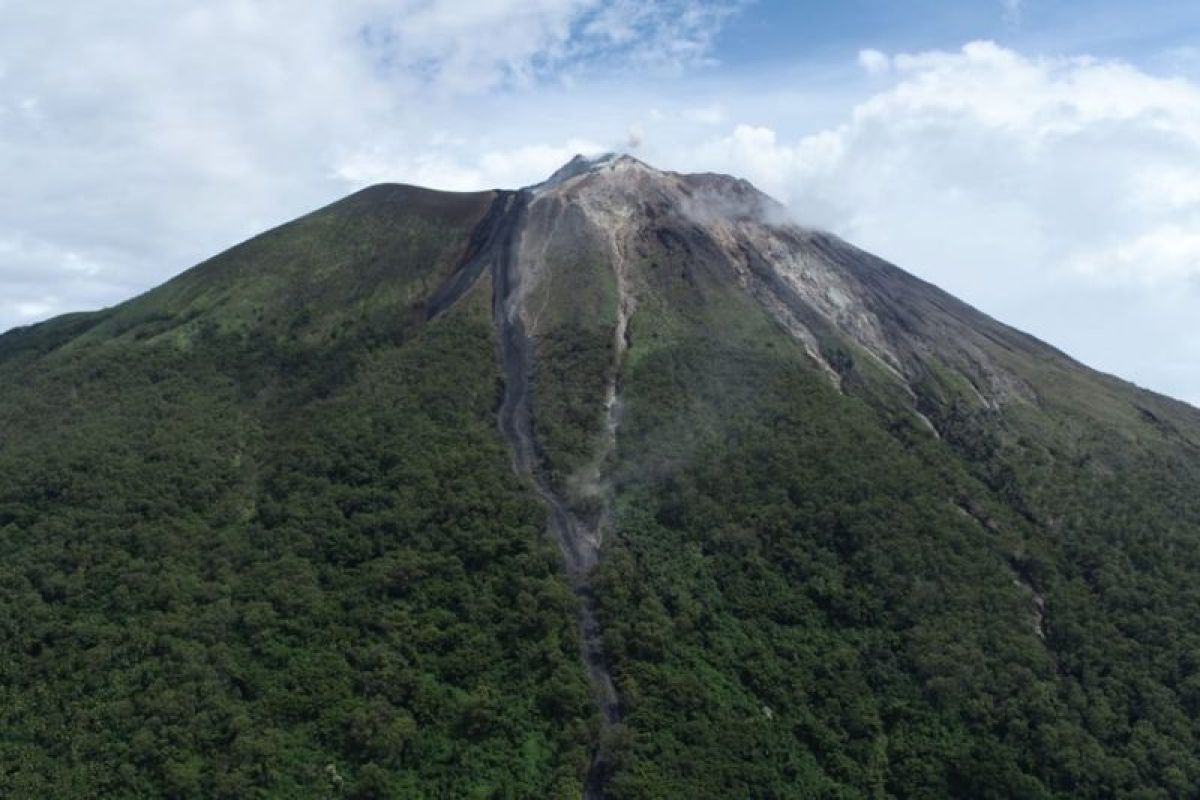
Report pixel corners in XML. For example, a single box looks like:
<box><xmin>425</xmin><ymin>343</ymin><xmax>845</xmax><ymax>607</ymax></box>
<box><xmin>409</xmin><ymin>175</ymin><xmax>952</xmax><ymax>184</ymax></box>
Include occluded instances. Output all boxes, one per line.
<box><xmin>2</xmin><ymin>0</ymin><xmax>1199</xmax><ymax>404</ymax></box>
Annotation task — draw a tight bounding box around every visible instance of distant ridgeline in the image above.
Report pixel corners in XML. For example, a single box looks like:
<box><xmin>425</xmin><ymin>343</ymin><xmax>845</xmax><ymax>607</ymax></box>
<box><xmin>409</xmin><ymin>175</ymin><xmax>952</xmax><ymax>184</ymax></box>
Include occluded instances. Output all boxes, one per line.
<box><xmin>2</xmin><ymin>156</ymin><xmax>1198</xmax><ymax>798</ymax></box>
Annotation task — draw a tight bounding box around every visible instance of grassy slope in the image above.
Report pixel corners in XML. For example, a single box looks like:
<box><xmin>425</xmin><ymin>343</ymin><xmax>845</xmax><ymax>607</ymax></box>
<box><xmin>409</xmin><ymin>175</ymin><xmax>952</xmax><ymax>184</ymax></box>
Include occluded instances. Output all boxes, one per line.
<box><xmin>0</xmin><ymin>189</ymin><xmax>595</xmax><ymax>798</ymax></box>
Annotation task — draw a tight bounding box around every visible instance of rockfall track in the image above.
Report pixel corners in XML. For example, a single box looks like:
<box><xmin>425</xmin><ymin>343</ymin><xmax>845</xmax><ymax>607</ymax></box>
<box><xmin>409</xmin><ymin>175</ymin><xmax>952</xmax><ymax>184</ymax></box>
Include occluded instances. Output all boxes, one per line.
<box><xmin>456</xmin><ymin>189</ymin><xmax>622</xmax><ymax>798</ymax></box>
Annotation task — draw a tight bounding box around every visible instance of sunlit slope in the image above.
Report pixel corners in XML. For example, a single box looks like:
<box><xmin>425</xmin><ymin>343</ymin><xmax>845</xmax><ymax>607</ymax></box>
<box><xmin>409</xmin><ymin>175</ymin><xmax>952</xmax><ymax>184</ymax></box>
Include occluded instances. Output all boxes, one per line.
<box><xmin>0</xmin><ymin>184</ymin><xmax>596</xmax><ymax>798</ymax></box>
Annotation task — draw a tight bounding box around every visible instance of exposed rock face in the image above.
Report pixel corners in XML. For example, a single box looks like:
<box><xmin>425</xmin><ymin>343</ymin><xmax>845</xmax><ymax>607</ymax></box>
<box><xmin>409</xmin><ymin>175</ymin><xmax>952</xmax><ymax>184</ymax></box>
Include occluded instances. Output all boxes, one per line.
<box><xmin>511</xmin><ymin>154</ymin><xmax>1049</xmax><ymax>411</ymax></box>
<box><xmin>510</xmin><ymin>154</ymin><xmax>1200</xmax><ymax>434</ymax></box>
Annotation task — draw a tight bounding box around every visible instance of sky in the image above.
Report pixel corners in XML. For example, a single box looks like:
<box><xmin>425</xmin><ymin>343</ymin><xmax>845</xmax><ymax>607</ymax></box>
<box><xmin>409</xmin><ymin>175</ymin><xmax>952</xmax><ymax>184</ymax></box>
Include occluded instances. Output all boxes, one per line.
<box><xmin>2</xmin><ymin>0</ymin><xmax>1200</xmax><ymax>404</ymax></box>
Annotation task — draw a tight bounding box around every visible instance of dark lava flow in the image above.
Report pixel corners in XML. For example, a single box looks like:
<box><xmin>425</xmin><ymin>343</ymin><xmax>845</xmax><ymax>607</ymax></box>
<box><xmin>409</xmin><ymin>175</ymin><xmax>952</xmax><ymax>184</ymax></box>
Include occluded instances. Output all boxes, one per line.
<box><xmin>444</xmin><ymin>189</ymin><xmax>622</xmax><ymax>797</ymax></box>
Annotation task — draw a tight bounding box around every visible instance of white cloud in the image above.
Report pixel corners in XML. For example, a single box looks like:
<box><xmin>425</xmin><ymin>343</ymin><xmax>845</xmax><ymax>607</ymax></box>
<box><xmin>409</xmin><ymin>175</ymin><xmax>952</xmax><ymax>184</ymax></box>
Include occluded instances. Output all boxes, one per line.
<box><xmin>676</xmin><ymin>41</ymin><xmax>1200</xmax><ymax>403</ymax></box>
<box><xmin>1067</xmin><ymin>225</ymin><xmax>1200</xmax><ymax>287</ymax></box>
<box><xmin>0</xmin><ymin>233</ymin><xmax>133</xmax><ymax>326</ymax></box>
<box><xmin>625</xmin><ymin>124</ymin><xmax>646</xmax><ymax>149</ymax></box>
<box><xmin>684</xmin><ymin>103</ymin><xmax>727</xmax><ymax>125</ymax></box>
<box><xmin>687</xmin><ymin>41</ymin><xmax>1200</xmax><ymax>292</ymax></box>
<box><xmin>858</xmin><ymin>49</ymin><xmax>890</xmax><ymax>75</ymax></box>
<box><xmin>479</xmin><ymin>139</ymin><xmax>610</xmax><ymax>187</ymax></box>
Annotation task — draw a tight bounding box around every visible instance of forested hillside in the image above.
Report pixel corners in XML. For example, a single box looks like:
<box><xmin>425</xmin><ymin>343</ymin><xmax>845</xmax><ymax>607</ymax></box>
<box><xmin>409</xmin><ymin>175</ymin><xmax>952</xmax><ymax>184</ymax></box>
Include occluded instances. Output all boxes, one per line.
<box><xmin>594</xmin><ymin>307</ymin><xmax>1200</xmax><ymax>798</ymax></box>
<box><xmin>0</xmin><ymin>187</ymin><xmax>593</xmax><ymax>798</ymax></box>
<box><xmin>2</xmin><ymin>157</ymin><xmax>1199</xmax><ymax>798</ymax></box>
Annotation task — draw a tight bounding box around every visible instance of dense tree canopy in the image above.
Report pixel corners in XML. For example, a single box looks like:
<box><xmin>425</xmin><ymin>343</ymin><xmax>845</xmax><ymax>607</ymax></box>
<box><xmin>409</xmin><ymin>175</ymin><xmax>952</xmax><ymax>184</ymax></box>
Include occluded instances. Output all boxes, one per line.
<box><xmin>3</xmin><ymin>178</ymin><xmax>1200</xmax><ymax>799</ymax></box>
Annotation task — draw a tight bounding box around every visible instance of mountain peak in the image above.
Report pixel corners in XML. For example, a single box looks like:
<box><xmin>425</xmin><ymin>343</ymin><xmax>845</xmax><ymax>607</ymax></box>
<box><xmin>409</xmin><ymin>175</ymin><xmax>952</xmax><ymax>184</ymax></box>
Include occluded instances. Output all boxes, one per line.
<box><xmin>534</xmin><ymin>152</ymin><xmax>655</xmax><ymax>191</ymax></box>
<box><xmin>532</xmin><ymin>152</ymin><xmax>791</xmax><ymax>231</ymax></box>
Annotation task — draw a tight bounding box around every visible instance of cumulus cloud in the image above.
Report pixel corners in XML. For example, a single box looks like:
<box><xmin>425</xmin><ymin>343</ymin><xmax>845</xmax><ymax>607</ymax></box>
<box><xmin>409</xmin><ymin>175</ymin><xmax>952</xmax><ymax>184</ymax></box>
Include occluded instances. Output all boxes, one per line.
<box><xmin>0</xmin><ymin>233</ymin><xmax>130</xmax><ymax>330</ymax></box>
<box><xmin>857</xmin><ymin>49</ymin><xmax>891</xmax><ymax>75</ymax></box>
<box><xmin>1067</xmin><ymin>225</ymin><xmax>1200</xmax><ymax>287</ymax></box>
<box><xmin>691</xmin><ymin>42</ymin><xmax>1200</xmax><ymax>290</ymax></box>
<box><xmin>684</xmin><ymin>103</ymin><xmax>727</xmax><ymax>125</ymax></box>
<box><xmin>682</xmin><ymin>41</ymin><xmax>1200</xmax><ymax>402</ymax></box>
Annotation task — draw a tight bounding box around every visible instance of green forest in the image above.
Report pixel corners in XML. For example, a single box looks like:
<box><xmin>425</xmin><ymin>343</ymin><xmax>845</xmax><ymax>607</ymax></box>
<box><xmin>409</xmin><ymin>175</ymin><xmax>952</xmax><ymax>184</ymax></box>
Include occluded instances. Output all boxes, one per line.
<box><xmin>594</xmin><ymin>329</ymin><xmax>1200</xmax><ymax>798</ymax></box>
<box><xmin>0</xmin><ymin>303</ymin><xmax>598</xmax><ymax>797</ymax></box>
<box><xmin>0</xmin><ymin>188</ymin><xmax>596</xmax><ymax>797</ymax></box>
<box><xmin>2</xmin><ymin>181</ymin><xmax>1200</xmax><ymax>798</ymax></box>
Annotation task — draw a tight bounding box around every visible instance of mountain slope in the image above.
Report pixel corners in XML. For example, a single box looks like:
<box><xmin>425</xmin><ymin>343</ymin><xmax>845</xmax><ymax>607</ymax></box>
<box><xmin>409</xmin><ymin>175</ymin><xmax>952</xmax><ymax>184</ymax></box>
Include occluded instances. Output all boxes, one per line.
<box><xmin>518</xmin><ymin>157</ymin><xmax>1200</xmax><ymax>799</ymax></box>
<box><xmin>0</xmin><ymin>187</ymin><xmax>594</xmax><ymax>798</ymax></box>
<box><xmin>2</xmin><ymin>155</ymin><xmax>1199</xmax><ymax>798</ymax></box>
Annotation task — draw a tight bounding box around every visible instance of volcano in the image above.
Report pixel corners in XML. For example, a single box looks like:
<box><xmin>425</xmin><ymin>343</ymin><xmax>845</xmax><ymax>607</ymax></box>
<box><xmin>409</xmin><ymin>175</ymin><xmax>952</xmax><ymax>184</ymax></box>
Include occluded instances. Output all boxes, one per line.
<box><xmin>2</xmin><ymin>154</ymin><xmax>1199</xmax><ymax>798</ymax></box>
